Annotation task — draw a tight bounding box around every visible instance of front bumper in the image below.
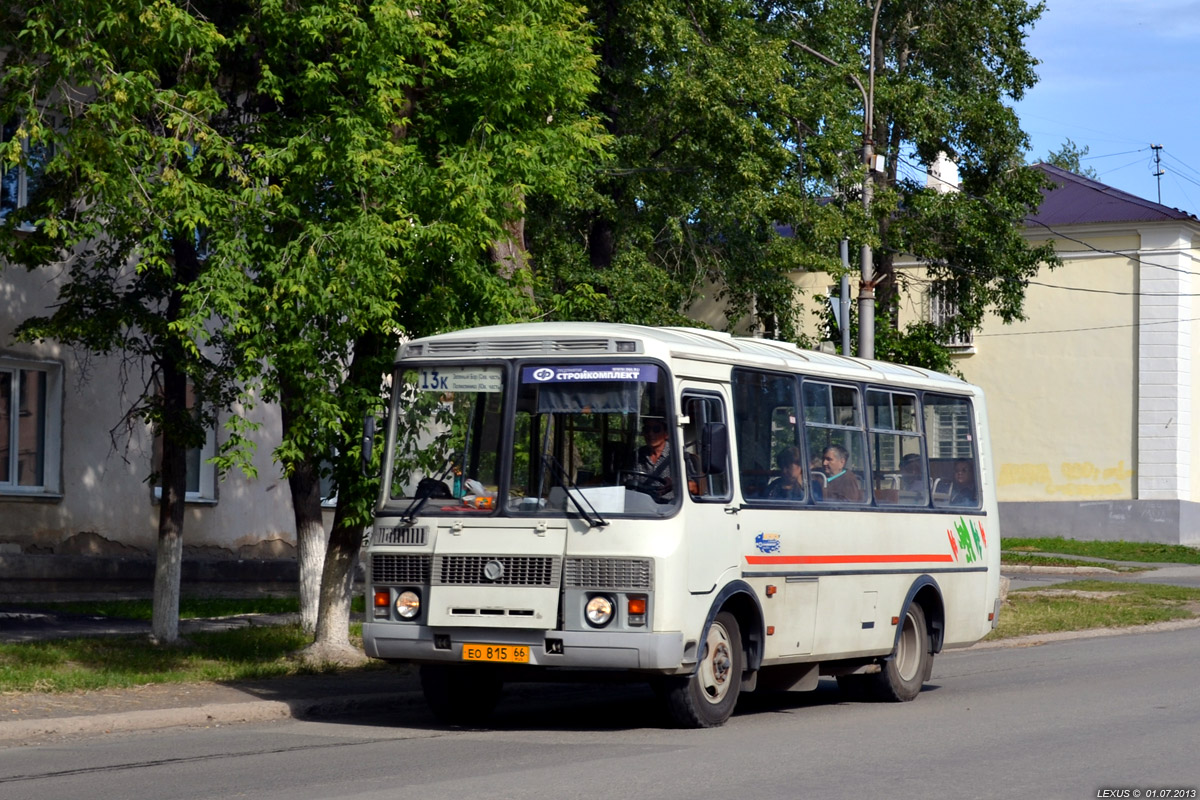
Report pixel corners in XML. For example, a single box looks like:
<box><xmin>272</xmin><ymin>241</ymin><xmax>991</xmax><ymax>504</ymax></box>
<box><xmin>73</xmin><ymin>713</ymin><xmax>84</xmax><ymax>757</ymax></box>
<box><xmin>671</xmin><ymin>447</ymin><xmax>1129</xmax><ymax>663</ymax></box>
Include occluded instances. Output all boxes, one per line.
<box><xmin>364</xmin><ymin>623</ymin><xmax>686</xmax><ymax>671</ymax></box>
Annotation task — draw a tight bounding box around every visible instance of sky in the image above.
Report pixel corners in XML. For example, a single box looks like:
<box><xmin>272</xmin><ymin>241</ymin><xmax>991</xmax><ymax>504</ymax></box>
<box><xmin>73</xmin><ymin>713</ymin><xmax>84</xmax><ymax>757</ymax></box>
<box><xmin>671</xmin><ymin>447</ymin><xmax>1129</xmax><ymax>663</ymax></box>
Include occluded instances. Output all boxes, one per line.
<box><xmin>1013</xmin><ymin>0</ymin><xmax>1200</xmax><ymax>216</ymax></box>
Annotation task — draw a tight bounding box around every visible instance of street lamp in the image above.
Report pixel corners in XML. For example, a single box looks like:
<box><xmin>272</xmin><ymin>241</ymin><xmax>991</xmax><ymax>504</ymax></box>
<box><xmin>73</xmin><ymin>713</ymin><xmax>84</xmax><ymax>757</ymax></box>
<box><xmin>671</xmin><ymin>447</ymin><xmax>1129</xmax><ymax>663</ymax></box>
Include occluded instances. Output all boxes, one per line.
<box><xmin>790</xmin><ymin>0</ymin><xmax>884</xmax><ymax>360</ymax></box>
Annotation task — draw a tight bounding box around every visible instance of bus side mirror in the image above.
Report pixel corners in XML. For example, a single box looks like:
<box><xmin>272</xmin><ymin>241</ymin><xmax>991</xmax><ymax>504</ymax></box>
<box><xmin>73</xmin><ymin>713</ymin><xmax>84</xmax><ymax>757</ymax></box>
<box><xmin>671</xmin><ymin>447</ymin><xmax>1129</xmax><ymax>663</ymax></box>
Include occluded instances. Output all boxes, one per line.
<box><xmin>362</xmin><ymin>415</ymin><xmax>376</xmax><ymax>476</ymax></box>
<box><xmin>700</xmin><ymin>421</ymin><xmax>728</xmax><ymax>475</ymax></box>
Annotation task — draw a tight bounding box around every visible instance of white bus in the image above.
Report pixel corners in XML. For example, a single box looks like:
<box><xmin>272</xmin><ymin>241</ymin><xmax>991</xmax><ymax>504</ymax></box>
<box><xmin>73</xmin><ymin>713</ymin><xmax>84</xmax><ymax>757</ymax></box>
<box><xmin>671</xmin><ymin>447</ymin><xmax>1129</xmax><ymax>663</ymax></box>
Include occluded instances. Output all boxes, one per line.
<box><xmin>363</xmin><ymin>322</ymin><xmax>1001</xmax><ymax>727</ymax></box>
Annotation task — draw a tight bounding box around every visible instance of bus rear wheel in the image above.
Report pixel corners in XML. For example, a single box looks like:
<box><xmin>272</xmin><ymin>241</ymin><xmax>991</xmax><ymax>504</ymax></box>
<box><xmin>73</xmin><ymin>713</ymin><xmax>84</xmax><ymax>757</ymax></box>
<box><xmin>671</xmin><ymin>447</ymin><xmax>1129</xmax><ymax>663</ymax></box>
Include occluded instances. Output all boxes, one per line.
<box><xmin>661</xmin><ymin>611</ymin><xmax>743</xmax><ymax>728</ymax></box>
<box><xmin>419</xmin><ymin>664</ymin><xmax>503</xmax><ymax>726</ymax></box>
<box><xmin>868</xmin><ymin>603</ymin><xmax>932</xmax><ymax>702</ymax></box>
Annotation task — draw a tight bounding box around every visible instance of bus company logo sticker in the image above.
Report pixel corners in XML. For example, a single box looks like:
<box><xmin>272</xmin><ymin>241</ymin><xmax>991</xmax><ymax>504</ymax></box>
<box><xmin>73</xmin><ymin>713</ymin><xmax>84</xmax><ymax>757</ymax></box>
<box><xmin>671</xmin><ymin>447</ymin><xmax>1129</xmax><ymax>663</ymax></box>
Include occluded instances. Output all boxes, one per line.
<box><xmin>947</xmin><ymin>518</ymin><xmax>987</xmax><ymax>563</ymax></box>
<box><xmin>755</xmin><ymin>532</ymin><xmax>781</xmax><ymax>554</ymax></box>
<box><xmin>521</xmin><ymin>365</ymin><xmax>659</xmax><ymax>383</ymax></box>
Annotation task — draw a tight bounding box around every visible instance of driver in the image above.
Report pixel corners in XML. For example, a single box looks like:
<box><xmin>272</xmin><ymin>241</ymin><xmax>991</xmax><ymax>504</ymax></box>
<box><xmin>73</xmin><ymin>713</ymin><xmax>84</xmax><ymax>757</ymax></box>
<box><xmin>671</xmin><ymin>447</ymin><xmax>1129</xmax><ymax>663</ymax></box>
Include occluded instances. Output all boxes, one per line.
<box><xmin>630</xmin><ymin>417</ymin><xmax>677</xmax><ymax>502</ymax></box>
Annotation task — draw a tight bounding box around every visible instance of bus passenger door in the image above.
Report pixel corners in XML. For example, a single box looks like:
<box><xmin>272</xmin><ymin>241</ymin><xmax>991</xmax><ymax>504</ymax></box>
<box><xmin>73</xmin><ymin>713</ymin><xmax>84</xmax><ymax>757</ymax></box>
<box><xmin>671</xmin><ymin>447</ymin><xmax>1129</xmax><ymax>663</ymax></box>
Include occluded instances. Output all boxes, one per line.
<box><xmin>679</xmin><ymin>388</ymin><xmax>739</xmax><ymax>593</ymax></box>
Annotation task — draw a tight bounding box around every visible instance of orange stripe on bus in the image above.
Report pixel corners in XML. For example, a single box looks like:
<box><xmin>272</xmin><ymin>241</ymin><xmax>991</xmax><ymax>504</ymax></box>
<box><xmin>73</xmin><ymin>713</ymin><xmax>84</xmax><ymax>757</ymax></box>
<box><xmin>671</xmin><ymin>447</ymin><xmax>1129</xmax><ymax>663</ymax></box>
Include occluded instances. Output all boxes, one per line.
<box><xmin>745</xmin><ymin>553</ymin><xmax>956</xmax><ymax>565</ymax></box>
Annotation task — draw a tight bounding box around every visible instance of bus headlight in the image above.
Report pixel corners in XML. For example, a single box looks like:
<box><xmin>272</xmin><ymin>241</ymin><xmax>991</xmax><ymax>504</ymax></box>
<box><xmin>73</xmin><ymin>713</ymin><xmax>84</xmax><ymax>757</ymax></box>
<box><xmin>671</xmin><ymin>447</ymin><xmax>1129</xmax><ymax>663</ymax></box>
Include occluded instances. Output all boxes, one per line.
<box><xmin>585</xmin><ymin>595</ymin><xmax>615</xmax><ymax>627</ymax></box>
<box><xmin>395</xmin><ymin>590</ymin><xmax>421</xmax><ymax>620</ymax></box>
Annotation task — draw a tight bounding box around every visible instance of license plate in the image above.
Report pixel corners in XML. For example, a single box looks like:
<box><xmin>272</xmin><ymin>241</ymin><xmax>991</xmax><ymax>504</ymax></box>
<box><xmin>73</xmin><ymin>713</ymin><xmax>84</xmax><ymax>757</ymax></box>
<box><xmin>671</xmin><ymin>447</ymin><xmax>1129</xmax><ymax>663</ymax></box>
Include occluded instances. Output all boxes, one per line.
<box><xmin>462</xmin><ymin>643</ymin><xmax>530</xmax><ymax>663</ymax></box>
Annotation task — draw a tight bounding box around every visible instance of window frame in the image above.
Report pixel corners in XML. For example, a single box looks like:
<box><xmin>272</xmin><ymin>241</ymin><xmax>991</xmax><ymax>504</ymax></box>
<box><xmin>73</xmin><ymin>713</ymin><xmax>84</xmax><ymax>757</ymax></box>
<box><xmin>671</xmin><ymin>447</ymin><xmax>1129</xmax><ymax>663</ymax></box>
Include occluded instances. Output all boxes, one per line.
<box><xmin>680</xmin><ymin>390</ymin><xmax>733</xmax><ymax>504</ymax></box>
<box><xmin>1</xmin><ymin>116</ymin><xmax>54</xmax><ymax>232</ymax></box>
<box><xmin>152</xmin><ymin>383</ymin><xmax>218</xmax><ymax>505</ymax></box>
<box><xmin>0</xmin><ymin>356</ymin><xmax>63</xmax><ymax>498</ymax></box>
<box><xmin>929</xmin><ymin>283</ymin><xmax>975</xmax><ymax>351</ymax></box>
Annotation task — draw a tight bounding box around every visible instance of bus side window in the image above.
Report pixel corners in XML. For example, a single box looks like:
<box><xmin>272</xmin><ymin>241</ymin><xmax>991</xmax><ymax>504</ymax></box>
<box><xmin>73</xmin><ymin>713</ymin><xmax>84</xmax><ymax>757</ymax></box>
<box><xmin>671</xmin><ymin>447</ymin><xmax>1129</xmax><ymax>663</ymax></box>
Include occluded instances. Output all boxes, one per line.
<box><xmin>925</xmin><ymin>394</ymin><xmax>980</xmax><ymax>509</ymax></box>
<box><xmin>731</xmin><ymin>370</ymin><xmax>803</xmax><ymax>503</ymax></box>
<box><xmin>681</xmin><ymin>393</ymin><xmax>731</xmax><ymax>502</ymax></box>
<box><xmin>867</xmin><ymin>389</ymin><xmax>925</xmax><ymax>507</ymax></box>
<box><xmin>804</xmin><ymin>381</ymin><xmax>868</xmax><ymax>504</ymax></box>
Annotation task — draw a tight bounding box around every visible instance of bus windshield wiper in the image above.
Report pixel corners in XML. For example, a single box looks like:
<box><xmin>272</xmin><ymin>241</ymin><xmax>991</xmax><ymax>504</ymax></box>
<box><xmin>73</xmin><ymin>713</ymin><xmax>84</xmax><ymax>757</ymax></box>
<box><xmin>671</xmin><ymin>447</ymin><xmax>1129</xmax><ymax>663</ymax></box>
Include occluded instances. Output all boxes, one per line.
<box><xmin>398</xmin><ymin>455</ymin><xmax>459</xmax><ymax>524</ymax></box>
<box><xmin>542</xmin><ymin>453</ymin><xmax>609</xmax><ymax>528</ymax></box>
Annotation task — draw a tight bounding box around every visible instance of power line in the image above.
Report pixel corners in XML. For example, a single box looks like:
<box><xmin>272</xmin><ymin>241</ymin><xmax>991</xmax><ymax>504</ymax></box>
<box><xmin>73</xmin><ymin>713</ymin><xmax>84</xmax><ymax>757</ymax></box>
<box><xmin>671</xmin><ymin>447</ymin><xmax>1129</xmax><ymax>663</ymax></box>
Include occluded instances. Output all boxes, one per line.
<box><xmin>900</xmin><ymin>154</ymin><xmax>1199</xmax><ymax>279</ymax></box>
<box><xmin>976</xmin><ymin>316</ymin><xmax>1200</xmax><ymax>338</ymax></box>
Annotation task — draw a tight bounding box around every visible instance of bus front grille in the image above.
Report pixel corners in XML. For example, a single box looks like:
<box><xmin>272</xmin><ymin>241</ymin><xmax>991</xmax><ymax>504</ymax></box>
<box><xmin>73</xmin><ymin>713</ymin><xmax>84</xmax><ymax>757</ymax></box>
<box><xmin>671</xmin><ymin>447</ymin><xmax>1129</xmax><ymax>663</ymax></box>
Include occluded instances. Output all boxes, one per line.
<box><xmin>435</xmin><ymin>555</ymin><xmax>561</xmax><ymax>587</ymax></box>
<box><xmin>372</xmin><ymin>554</ymin><xmax>432</xmax><ymax>584</ymax></box>
<box><xmin>564</xmin><ymin>557</ymin><xmax>653</xmax><ymax>590</ymax></box>
<box><xmin>372</xmin><ymin>525</ymin><xmax>428</xmax><ymax>546</ymax></box>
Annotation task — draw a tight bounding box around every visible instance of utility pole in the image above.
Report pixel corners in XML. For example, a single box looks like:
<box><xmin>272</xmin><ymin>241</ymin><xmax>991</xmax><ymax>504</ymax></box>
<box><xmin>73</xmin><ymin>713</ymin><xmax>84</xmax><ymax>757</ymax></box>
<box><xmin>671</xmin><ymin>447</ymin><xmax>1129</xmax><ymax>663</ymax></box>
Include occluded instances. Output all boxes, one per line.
<box><xmin>1151</xmin><ymin>144</ymin><xmax>1164</xmax><ymax>204</ymax></box>
<box><xmin>792</xmin><ymin>0</ymin><xmax>883</xmax><ymax>360</ymax></box>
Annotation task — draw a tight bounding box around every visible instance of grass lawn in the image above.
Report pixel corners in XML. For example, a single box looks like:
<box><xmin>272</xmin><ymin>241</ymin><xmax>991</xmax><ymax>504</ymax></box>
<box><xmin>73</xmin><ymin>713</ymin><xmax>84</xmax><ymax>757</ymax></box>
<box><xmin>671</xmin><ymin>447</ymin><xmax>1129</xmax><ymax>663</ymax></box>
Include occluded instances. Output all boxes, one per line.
<box><xmin>987</xmin><ymin>580</ymin><xmax>1200</xmax><ymax>640</ymax></box>
<box><xmin>1002</xmin><ymin>537</ymin><xmax>1200</xmax><ymax>564</ymax></box>
<box><xmin>0</xmin><ymin>622</ymin><xmax>373</xmax><ymax>694</ymax></box>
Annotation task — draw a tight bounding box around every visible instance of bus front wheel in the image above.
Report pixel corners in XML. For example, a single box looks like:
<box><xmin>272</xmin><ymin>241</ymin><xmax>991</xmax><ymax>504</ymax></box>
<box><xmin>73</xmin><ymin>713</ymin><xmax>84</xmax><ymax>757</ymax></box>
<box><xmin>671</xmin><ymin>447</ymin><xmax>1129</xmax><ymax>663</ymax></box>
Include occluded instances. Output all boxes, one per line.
<box><xmin>419</xmin><ymin>664</ymin><xmax>503</xmax><ymax>726</ymax></box>
<box><xmin>660</xmin><ymin>611</ymin><xmax>743</xmax><ymax>728</ymax></box>
<box><xmin>869</xmin><ymin>603</ymin><xmax>932</xmax><ymax>702</ymax></box>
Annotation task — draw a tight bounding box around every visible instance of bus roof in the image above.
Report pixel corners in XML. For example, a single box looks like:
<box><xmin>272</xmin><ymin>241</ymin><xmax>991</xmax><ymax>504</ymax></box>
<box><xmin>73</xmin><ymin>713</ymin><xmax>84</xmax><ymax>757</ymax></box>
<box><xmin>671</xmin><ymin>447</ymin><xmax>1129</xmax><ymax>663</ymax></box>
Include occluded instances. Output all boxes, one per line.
<box><xmin>399</xmin><ymin>322</ymin><xmax>975</xmax><ymax>392</ymax></box>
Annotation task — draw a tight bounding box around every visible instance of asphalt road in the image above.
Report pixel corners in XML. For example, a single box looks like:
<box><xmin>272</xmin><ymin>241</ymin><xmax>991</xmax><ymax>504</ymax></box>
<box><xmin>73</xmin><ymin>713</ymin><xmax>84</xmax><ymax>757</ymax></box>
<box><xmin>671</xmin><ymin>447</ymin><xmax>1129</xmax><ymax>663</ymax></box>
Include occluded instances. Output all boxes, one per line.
<box><xmin>2</xmin><ymin>626</ymin><xmax>1198</xmax><ymax>800</ymax></box>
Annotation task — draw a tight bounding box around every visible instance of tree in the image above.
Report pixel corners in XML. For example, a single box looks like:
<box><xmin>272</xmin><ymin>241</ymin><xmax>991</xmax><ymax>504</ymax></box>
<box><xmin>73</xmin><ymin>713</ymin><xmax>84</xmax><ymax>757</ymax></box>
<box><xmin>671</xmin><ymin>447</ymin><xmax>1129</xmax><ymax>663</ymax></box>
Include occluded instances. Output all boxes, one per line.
<box><xmin>527</xmin><ymin>0</ymin><xmax>1059</xmax><ymax>366</ymax></box>
<box><xmin>183</xmin><ymin>0</ymin><xmax>604</xmax><ymax>661</ymax></box>
<box><xmin>1</xmin><ymin>0</ymin><xmax>603</xmax><ymax>652</ymax></box>
<box><xmin>526</xmin><ymin>0</ymin><xmax>839</xmax><ymax>339</ymax></box>
<box><xmin>787</xmin><ymin>0</ymin><xmax>1060</xmax><ymax>360</ymax></box>
<box><xmin>1</xmin><ymin>1</ymin><xmax>245</xmax><ymax>643</ymax></box>
<box><xmin>1045</xmin><ymin>138</ymin><xmax>1098</xmax><ymax>179</ymax></box>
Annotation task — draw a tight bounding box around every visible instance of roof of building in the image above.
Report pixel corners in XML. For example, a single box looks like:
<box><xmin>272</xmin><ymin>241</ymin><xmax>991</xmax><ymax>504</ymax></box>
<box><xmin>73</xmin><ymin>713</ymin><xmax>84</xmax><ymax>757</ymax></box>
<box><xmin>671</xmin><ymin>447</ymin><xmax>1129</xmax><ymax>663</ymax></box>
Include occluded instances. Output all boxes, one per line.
<box><xmin>1027</xmin><ymin>162</ymin><xmax>1198</xmax><ymax>228</ymax></box>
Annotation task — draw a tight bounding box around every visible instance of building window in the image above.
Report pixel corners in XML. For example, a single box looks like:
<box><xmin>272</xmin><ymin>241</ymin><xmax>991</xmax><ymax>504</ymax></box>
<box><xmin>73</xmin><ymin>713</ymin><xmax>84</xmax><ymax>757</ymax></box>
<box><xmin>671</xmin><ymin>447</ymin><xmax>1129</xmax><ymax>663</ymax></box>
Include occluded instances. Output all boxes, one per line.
<box><xmin>153</xmin><ymin>383</ymin><xmax>217</xmax><ymax>503</ymax></box>
<box><xmin>0</xmin><ymin>358</ymin><xmax>63</xmax><ymax>497</ymax></box>
<box><xmin>929</xmin><ymin>283</ymin><xmax>974</xmax><ymax>350</ymax></box>
<box><xmin>1</xmin><ymin>118</ymin><xmax>53</xmax><ymax>229</ymax></box>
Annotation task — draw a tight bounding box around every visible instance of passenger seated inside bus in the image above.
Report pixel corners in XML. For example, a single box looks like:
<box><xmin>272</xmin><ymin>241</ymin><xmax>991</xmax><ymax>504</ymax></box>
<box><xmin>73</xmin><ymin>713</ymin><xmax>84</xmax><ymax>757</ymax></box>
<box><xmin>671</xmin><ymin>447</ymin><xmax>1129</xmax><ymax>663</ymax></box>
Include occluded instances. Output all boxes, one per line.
<box><xmin>948</xmin><ymin>458</ymin><xmax>977</xmax><ymax>507</ymax></box>
<box><xmin>931</xmin><ymin>458</ymin><xmax>978</xmax><ymax>508</ymax></box>
<box><xmin>766</xmin><ymin>446</ymin><xmax>805</xmax><ymax>501</ymax></box>
<box><xmin>820</xmin><ymin>444</ymin><xmax>862</xmax><ymax>502</ymax></box>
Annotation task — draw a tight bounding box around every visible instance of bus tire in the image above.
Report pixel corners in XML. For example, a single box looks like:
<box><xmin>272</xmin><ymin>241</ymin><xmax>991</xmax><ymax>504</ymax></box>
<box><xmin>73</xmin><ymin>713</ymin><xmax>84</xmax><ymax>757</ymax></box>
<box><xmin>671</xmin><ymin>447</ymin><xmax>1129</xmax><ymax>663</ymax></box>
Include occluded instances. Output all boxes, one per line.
<box><xmin>869</xmin><ymin>603</ymin><xmax>931</xmax><ymax>702</ymax></box>
<box><xmin>662</xmin><ymin>611</ymin><xmax>743</xmax><ymax>728</ymax></box>
<box><xmin>419</xmin><ymin>664</ymin><xmax>503</xmax><ymax>726</ymax></box>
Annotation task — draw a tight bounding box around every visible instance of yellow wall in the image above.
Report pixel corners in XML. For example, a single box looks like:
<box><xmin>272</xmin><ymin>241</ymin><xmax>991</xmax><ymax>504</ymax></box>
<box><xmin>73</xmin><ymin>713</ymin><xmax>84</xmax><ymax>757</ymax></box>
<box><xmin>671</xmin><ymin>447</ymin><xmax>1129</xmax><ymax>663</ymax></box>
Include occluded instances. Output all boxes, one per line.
<box><xmin>953</xmin><ymin>249</ymin><xmax>1139</xmax><ymax>501</ymax></box>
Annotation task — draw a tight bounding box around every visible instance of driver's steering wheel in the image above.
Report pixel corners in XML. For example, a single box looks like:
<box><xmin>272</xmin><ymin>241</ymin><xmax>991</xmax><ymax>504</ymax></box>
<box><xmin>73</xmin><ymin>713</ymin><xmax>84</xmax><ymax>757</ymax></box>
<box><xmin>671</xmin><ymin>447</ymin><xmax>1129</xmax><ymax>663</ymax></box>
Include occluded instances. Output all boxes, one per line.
<box><xmin>620</xmin><ymin>468</ymin><xmax>669</xmax><ymax>498</ymax></box>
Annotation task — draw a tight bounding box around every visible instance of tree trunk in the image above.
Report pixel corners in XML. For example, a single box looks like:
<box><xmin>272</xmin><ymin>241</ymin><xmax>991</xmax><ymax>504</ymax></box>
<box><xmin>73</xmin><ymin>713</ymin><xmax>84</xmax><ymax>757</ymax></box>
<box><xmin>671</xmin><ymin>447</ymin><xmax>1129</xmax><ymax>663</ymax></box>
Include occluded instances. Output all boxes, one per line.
<box><xmin>280</xmin><ymin>378</ymin><xmax>328</xmax><ymax>633</ymax></box>
<box><xmin>151</xmin><ymin>347</ymin><xmax>189</xmax><ymax>644</ymax></box>
<box><xmin>489</xmin><ymin>213</ymin><xmax>530</xmax><ymax>283</ymax></box>
<box><xmin>151</xmin><ymin>238</ymin><xmax>202</xmax><ymax>644</ymax></box>
<box><xmin>304</xmin><ymin>501</ymin><xmax>365</xmax><ymax>665</ymax></box>
<box><xmin>300</xmin><ymin>332</ymin><xmax>385</xmax><ymax>666</ymax></box>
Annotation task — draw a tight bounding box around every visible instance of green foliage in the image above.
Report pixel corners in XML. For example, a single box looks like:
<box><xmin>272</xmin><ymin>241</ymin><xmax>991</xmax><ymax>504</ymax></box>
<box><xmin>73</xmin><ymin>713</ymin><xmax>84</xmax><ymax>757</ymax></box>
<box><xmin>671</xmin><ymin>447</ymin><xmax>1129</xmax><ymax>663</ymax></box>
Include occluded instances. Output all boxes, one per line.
<box><xmin>1</xmin><ymin>0</ymin><xmax>605</xmax><ymax>541</ymax></box>
<box><xmin>1043</xmin><ymin>138</ymin><xmax>1099</xmax><ymax>179</ymax></box>
<box><xmin>528</xmin><ymin>0</ymin><xmax>1059</xmax><ymax>350</ymax></box>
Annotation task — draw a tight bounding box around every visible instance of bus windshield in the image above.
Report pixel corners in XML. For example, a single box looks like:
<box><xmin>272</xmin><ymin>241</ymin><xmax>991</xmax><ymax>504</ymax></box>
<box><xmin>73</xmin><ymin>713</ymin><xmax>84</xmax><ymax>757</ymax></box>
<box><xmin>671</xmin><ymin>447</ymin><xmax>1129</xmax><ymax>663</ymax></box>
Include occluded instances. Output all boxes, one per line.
<box><xmin>510</xmin><ymin>363</ymin><xmax>676</xmax><ymax>518</ymax></box>
<box><xmin>387</xmin><ymin>362</ymin><xmax>677</xmax><ymax>518</ymax></box>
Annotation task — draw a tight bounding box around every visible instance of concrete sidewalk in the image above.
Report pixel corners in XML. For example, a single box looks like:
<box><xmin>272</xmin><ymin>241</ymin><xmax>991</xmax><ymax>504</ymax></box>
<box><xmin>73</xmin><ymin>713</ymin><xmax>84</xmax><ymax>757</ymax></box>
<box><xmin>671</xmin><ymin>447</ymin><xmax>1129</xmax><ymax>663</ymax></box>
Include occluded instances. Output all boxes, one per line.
<box><xmin>3</xmin><ymin>555</ymin><xmax>1199</xmax><ymax>744</ymax></box>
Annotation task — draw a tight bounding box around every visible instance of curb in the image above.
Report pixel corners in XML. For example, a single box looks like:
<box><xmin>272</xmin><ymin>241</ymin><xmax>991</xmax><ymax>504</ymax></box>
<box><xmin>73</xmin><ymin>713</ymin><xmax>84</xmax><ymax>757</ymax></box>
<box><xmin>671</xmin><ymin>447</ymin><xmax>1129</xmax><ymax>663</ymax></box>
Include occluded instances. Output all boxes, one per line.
<box><xmin>0</xmin><ymin>690</ymin><xmax>423</xmax><ymax>743</ymax></box>
<box><xmin>966</xmin><ymin>615</ymin><xmax>1200</xmax><ymax>651</ymax></box>
<box><xmin>1002</xmin><ymin>564</ymin><xmax>1118</xmax><ymax>575</ymax></box>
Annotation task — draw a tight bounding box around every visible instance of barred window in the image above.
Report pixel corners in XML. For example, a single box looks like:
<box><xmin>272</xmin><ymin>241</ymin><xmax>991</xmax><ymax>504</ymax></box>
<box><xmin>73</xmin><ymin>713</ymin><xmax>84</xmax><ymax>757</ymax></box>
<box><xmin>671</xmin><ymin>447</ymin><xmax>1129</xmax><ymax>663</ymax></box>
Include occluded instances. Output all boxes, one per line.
<box><xmin>929</xmin><ymin>284</ymin><xmax>974</xmax><ymax>348</ymax></box>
